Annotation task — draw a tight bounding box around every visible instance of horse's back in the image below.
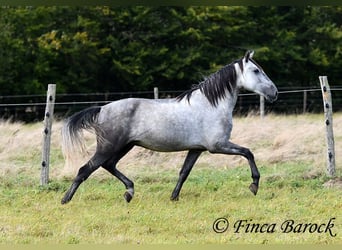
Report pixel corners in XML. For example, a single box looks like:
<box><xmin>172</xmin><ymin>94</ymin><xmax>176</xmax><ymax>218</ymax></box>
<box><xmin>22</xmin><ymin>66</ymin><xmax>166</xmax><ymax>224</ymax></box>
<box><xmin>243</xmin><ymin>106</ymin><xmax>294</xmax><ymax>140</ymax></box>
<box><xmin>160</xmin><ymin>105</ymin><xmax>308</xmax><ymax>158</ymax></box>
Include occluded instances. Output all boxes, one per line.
<box><xmin>97</xmin><ymin>98</ymin><xmax>206</xmax><ymax>151</ymax></box>
<box><xmin>96</xmin><ymin>96</ymin><xmax>234</xmax><ymax>152</ymax></box>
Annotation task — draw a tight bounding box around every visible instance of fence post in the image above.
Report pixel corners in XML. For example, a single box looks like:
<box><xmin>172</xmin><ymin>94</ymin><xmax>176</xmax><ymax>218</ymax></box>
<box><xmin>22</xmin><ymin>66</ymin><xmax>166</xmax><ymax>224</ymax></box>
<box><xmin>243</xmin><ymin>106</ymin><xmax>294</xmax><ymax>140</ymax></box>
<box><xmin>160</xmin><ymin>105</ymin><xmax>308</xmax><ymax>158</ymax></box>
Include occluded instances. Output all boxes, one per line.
<box><xmin>41</xmin><ymin>84</ymin><xmax>56</xmax><ymax>185</ymax></box>
<box><xmin>154</xmin><ymin>87</ymin><xmax>159</xmax><ymax>99</ymax></box>
<box><xmin>319</xmin><ymin>76</ymin><xmax>336</xmax><ymax>177</ymax></box>
<box><xmin>260</xmin><ymin>95</ymin><xmax>265</xmax><ymax>118</ymax></box>
<box><xmin>303</xmin><ymin>90</ymin><xmax>307</xmax><ymax>113</ymax></box>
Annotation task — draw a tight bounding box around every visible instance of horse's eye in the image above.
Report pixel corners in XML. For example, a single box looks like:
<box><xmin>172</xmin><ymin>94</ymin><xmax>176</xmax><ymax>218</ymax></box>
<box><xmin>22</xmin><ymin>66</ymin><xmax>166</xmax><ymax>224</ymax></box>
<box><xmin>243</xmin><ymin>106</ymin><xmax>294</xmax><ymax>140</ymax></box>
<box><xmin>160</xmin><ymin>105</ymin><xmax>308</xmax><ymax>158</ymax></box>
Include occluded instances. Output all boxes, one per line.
<box><xmin>253</xmin><ymin>69</ymin><xmax>260</xmax><ymax>73</ymax></box>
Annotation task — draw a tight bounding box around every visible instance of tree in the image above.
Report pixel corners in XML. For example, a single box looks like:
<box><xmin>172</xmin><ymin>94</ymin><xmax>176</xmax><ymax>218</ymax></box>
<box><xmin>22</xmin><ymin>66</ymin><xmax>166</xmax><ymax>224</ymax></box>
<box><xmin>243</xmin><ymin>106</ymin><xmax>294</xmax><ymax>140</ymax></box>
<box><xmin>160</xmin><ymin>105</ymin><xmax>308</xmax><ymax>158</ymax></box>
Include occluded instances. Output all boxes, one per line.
<box><xmin>1</xmin><ymin>6</ymin><xmax>342</xmax><ymax>97</ymax></box>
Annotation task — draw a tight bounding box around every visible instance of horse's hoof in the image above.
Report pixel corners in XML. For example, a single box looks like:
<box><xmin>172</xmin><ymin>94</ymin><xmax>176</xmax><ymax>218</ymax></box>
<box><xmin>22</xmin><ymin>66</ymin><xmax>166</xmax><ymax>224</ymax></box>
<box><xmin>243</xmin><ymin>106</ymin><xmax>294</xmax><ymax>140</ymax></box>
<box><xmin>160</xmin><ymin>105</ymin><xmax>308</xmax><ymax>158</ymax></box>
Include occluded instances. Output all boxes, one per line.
<box><xmin>249</xmin><ymin>183</ymin><xmax>258</xmax><ymax>195</ymax></box>
<box><xmin>124</xmin><ymin>191</ymin><xmax>133</xmax><ymax>203</ymax></box>
<box><xmin>61</xmin><ymin>198</ymin><xmax>69</xmax><ymax>205</ymax></box>
<box><xmin>61</xmin><ymin>193</ymin><xmax>71</xmax><ymax>205</ymax></box>
<box><xmin>170</xmin><ymin>195</ymin><xmax>179</xmax><ymax>201</ymax></box>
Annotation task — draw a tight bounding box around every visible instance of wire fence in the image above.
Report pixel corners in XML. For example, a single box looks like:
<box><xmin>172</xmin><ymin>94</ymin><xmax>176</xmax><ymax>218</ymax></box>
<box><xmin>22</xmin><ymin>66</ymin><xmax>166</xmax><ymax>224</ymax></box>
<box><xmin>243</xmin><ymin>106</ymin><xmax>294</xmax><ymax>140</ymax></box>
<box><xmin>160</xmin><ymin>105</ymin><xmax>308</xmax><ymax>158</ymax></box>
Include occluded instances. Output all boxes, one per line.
<box><xmin>1</xmin><ymin>87</ymin><xmax>342</xmax><ymax>122</ymax></box>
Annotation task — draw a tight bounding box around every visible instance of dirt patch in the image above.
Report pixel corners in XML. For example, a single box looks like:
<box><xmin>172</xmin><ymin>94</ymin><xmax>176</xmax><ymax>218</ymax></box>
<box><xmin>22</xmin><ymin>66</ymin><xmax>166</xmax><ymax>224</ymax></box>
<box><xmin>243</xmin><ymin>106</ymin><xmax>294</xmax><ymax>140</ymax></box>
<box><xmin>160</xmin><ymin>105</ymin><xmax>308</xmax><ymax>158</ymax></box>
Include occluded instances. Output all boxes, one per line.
<box><xmin>323</xmin><ymin>178</ymin><xmax>342</xmax><ymax>189</ymax></box>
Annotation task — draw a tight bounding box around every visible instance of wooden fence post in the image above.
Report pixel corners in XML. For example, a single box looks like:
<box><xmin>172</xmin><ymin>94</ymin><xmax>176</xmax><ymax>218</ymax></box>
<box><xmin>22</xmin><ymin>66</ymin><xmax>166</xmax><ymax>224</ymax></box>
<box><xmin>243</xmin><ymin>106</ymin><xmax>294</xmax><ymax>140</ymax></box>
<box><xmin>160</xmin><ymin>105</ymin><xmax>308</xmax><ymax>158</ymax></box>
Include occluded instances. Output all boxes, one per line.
<box><xmin>319</xmin><ymin>76</ymin><xmax>336</xmax><ymax>177</ymax></box>
<box><xmin>260</xmin><ymin>95</ymin><xmax>265</xmax><ymax>118</ymax></box>
<box><xmin>41</xmin><ymin>84</ymin><xmax>56</xmax><ymax>185</ymax></box>
<box><xmin>154</xmin><ymin>87</ymin><xmax>159</xmax><ymax>99</ymax></box>
<box><xmin>303</xmin><ymin>90</ymin><xmax>307</xmax><ymax>113</ymax></box>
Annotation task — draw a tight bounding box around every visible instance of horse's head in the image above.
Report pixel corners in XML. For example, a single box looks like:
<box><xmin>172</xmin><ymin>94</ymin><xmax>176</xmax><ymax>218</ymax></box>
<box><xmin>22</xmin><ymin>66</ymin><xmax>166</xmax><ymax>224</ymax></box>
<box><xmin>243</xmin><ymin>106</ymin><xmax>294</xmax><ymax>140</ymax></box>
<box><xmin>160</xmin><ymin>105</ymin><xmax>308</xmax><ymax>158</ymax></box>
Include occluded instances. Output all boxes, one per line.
<box><xmin>239</xmin><ymin>50</ymin><xmax>278</xmax><ymax>103</ymax></box>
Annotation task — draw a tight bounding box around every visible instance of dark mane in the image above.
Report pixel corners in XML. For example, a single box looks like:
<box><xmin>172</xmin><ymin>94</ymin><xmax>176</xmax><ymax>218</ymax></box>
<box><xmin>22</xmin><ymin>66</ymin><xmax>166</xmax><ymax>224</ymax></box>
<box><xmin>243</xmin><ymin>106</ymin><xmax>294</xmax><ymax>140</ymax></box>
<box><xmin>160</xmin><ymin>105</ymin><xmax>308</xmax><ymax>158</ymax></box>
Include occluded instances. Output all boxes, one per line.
<box><xmin>176</xmin><ymin>59</ymin><xmax>243</xmax><ymax>107</ymax></box>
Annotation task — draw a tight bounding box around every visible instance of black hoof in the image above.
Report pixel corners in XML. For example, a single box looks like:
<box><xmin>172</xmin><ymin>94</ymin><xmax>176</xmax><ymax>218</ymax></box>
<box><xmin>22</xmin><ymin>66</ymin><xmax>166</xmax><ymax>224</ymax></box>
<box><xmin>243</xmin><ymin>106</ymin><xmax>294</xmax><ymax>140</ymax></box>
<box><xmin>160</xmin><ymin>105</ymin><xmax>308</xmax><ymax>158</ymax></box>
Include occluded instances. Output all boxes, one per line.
<box><xmin>170</xmin><ymin>196</ymin><xmax>179</xmax><ymax>201</ymax></box>
<box><xmin>124</xmin><ymin>191</ymin><xmax>133</xmax><ymax>203</ymax></box>
<box><xmin>249</xmin><ymin>183</ymin><xmax>258</xmax><ymax>195</ymax></box>
<box><xmin>61</xmin><ymin>197</ymin><xmax>69</xmax><ymax>205</ymax></box>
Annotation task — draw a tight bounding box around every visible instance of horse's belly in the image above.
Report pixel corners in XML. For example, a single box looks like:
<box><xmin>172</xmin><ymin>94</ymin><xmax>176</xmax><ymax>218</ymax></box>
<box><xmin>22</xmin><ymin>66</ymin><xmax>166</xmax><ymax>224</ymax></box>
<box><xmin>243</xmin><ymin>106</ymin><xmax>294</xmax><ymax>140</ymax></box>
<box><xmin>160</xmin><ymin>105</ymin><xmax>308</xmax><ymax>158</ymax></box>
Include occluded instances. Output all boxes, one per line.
<box><xmin>133</xmin><ymin>128</ymin><xmax>205</xmax><ymax>152</ymax></box>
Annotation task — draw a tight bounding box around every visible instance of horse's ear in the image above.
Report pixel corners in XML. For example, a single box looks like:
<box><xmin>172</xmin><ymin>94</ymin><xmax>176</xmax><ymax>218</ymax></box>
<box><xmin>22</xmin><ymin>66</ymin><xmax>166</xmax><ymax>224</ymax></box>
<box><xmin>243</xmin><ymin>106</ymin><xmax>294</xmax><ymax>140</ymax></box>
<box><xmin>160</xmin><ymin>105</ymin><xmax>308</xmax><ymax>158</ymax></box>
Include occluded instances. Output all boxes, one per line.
<box><xmin>244</xmin><ymin>50</ymin><xmax>255</xmax><ymax>62</ymax></box>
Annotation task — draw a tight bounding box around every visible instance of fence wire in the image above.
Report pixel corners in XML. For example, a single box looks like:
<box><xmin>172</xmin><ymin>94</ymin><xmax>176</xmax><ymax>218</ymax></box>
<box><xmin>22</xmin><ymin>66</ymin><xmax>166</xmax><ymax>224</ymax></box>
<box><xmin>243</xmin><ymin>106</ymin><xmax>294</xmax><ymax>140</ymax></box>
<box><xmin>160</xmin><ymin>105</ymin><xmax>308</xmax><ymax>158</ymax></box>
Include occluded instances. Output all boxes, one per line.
<box><xmin>1</xmin><ymin>87</ymin><xmax>342</xmax><ymax>122</ymax></box>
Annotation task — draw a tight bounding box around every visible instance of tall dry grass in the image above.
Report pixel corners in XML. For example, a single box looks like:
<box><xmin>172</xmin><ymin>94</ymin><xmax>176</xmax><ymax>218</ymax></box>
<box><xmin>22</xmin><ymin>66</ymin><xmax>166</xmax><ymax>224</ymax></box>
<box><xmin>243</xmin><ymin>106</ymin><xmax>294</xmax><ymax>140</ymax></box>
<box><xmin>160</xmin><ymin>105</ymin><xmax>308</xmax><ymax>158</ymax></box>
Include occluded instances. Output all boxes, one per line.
<box><xmin>0</xmin><ymin>113</ymin><xmax>341</xmax><ymax>179</ymax></box>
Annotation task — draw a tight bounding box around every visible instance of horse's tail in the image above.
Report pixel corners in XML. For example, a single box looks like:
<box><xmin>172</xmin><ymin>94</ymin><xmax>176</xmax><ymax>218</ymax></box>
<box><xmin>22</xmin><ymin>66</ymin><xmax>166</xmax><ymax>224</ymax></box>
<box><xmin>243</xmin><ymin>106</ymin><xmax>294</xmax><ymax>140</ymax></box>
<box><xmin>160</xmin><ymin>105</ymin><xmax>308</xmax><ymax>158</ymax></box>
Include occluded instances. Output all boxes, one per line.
<box><xmin>61</xmin><ymin>106</ymin><xmax>102</xmax><ymax>161</ymax></box>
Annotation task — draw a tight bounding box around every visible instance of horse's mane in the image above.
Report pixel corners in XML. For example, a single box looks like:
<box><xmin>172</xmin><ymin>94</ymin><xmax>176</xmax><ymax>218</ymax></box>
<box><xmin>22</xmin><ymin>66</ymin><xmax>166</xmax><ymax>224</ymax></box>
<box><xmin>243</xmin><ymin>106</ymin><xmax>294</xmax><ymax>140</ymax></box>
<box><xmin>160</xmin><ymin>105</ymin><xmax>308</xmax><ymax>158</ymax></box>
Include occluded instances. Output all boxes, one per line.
<box><xmin>176</xmin><ymin>58</ymin><xmax>243</xmax><ymax>107</ymax></box>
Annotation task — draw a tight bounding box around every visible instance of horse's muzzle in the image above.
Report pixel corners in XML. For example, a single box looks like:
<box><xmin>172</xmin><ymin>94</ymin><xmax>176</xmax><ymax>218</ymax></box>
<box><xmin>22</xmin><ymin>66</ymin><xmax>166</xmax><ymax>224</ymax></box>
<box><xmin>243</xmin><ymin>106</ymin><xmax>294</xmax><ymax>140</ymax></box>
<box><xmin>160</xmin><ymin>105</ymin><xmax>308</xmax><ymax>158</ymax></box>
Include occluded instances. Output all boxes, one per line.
<box><xmin>264</xmin><ymin>85</ymin><xmax>278</xmax><ymax>103</ymax></box>
<box><xmin>267</xmin><ymin>90</ymin><xmax>278</xmax><ymax>103</ymax></box>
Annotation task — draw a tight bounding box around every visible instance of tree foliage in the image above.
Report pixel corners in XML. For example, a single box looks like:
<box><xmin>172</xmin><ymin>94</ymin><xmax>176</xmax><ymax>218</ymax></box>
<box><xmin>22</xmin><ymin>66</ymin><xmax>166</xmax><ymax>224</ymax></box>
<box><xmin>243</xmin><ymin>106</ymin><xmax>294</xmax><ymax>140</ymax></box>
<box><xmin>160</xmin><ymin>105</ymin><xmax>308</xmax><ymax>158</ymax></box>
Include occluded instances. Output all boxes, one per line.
<box><xmin>0</xmin><ymin>6</ymin><xmax>342</xmax><ymax>96</ymax></box>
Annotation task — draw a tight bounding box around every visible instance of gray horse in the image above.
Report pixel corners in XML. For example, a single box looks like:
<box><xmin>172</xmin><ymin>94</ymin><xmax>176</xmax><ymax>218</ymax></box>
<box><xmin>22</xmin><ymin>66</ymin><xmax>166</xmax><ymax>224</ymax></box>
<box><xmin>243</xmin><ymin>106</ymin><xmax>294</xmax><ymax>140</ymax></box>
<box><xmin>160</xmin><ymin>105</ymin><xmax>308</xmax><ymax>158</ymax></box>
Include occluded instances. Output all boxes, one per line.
<box><xmin>61</xmin><ymin>51</ymin><xmax>278</xmax><ymax>204</ymax></box>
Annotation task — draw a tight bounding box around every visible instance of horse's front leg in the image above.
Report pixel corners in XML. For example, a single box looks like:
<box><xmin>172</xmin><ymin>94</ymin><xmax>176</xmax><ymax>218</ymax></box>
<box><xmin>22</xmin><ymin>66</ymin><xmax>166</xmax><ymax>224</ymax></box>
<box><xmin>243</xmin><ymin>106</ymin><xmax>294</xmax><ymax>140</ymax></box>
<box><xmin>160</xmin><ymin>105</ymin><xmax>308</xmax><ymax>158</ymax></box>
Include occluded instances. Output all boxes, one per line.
<box><xmin>171</xmin><ymin>150</ymin><xmax>203</xmax><ymax>201</ymax></box>
<box><xmin>209</xmin><ymin>141</ymin><xmax>260</xmax><ymax>195</ymax></box>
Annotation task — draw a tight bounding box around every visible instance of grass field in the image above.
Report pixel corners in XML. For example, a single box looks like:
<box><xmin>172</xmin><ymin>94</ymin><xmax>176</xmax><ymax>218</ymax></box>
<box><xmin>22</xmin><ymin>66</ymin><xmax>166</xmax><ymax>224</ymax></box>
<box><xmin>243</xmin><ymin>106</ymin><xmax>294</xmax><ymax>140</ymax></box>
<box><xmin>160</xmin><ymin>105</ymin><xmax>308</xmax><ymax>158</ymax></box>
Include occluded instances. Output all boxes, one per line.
<box><xmin>0</xmin><ymin>114</ymin><xmax>341</xmax><ymax>244</ymax></box>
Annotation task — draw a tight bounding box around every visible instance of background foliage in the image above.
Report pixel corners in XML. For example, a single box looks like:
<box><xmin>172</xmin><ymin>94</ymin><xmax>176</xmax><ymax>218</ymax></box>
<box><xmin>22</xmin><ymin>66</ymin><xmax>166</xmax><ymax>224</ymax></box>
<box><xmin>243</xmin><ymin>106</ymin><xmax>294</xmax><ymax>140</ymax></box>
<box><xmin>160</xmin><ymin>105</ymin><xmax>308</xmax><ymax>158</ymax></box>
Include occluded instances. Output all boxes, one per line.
<box><xmin>1</xmin><ymin>6</ymin><xmax>342</xmax><ymax>96</ymax></box>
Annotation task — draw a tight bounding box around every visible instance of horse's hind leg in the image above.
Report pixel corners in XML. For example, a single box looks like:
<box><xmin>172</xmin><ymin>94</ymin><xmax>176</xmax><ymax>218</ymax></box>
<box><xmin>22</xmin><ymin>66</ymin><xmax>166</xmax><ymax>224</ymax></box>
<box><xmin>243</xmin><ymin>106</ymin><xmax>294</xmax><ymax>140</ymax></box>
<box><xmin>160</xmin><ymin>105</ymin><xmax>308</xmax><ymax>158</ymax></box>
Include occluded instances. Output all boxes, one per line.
<box><xmin>61</xmin><ymin>154</ymin><xmax>106</xmax><ymax>204</ymax></box>
<box><xmin>104</xmin><ymin>166</ymin><xmax>135</xmax><ymax>203</ymax></box>
<box><xmin>102</xmin><ymin>144</ymin><xmax>135</xmax><ymax>203</ymax></box>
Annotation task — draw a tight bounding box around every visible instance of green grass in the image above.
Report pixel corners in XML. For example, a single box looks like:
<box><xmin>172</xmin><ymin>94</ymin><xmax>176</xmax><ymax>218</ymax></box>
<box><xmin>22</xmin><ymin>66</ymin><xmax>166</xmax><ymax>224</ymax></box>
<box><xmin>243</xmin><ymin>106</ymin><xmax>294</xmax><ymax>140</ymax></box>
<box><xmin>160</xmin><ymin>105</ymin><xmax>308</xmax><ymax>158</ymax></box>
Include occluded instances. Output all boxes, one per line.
<box><xmin>0</xmin><ymin>162</ymin><xmax>341</xmax><ymax>244</ymax></box>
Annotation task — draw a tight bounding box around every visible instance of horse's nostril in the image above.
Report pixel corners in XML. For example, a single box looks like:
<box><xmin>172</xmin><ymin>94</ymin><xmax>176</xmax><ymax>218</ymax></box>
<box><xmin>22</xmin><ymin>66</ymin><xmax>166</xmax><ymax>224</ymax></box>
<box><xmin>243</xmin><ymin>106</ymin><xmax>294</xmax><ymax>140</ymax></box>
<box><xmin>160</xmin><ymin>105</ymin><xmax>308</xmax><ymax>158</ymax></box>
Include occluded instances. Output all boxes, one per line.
<box><xmin>273</xmin><ymin>91</ymin><xmax>278</xmax><ymax>102</ymax></box>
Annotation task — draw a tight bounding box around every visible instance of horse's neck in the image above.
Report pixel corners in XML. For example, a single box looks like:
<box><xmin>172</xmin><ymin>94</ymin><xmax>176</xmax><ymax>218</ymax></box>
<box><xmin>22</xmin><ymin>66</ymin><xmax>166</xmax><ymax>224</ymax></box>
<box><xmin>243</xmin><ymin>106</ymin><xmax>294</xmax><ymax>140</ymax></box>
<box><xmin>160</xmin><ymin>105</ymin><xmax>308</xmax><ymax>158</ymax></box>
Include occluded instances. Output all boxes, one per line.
<box><xmin>220</xmin><ymin>89</ymin><xmax>239</xmax><ymax>112</ymax></box>
<box><xmin>190</xmin><ymin>87</ymin><xmax>239</xmax><ymax>113</ymax></box>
